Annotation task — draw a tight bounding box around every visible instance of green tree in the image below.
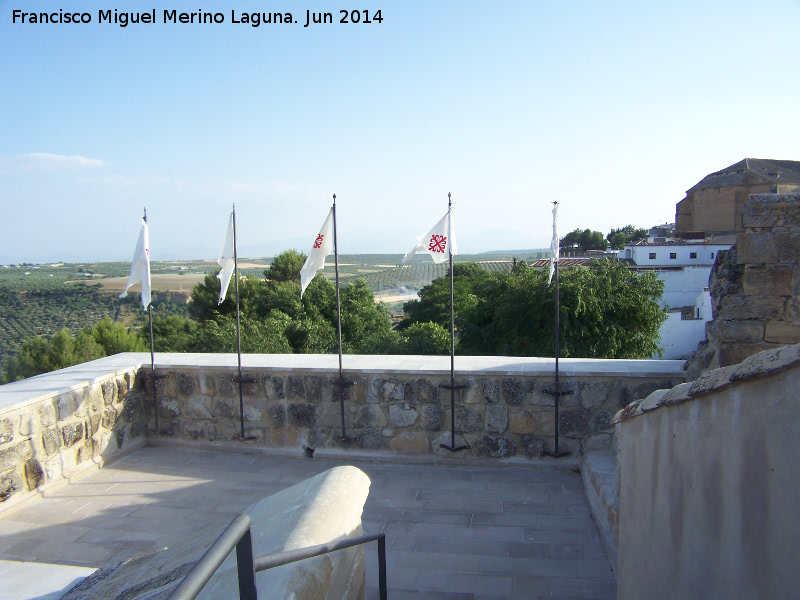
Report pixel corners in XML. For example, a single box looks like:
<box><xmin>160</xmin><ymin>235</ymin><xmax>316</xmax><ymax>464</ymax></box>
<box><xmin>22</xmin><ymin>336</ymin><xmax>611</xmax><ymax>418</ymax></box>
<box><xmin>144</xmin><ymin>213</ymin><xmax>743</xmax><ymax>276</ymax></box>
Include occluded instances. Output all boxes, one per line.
<box><xmin>188</xmin><ymin>272</ymin><xmax>262</xmax><ymax>322</ymax></box>
<box><xmin>4</xmin><ymin>319</ymin><xmax>145</xmax><ymax>382</ymax></box>
<box><xmin>606</xmin><ymin>225</ymin><xmax>648</xmax><ymax>249</ymax></box>
<box><xmin>560</xmin><ymin>228</ymin><xmax>607</xmax><ymax>252</ymax></box>
<box><xmin>90</xmin><ymin>317</ymin><xmax>147</xmax><ymax>355</ymax></box>
<box><xmin>401</xmin><ymin>321</ymin><xmax>451</xmax><ymax>355</ymax></box>
<box><xmin>400</xmin><ymin>262</ymin><xmax>490</xmax><ymax>331</ymax></box>
<box><xmin>264</xmin><ymin>249</ymin><xmax>306</xmax><ymax>283</ymax></box>
<box><xmin>459</xmin><ymin>259</ymin><xmax>665</xmax><ymax>358</ymax></box>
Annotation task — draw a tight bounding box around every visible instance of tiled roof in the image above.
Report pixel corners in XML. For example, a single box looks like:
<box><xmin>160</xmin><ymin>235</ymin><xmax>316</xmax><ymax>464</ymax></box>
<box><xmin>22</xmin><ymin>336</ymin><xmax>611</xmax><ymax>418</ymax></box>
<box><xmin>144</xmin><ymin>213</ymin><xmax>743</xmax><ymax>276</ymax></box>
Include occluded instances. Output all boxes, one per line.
<box><xmin>688</xmin><ymin>158</ymin><xmax>800</xmax><ymax>192</ymax></box>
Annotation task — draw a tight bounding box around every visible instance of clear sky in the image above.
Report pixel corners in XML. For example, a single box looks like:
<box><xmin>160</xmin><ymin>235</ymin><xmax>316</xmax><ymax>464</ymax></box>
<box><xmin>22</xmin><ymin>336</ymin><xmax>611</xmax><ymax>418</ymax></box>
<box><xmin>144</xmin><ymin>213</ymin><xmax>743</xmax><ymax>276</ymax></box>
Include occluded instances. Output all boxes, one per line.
<box><xmin>2</xmin><ymin>0</ymin><xmax>799</xmax><ymax>263</ymax></box>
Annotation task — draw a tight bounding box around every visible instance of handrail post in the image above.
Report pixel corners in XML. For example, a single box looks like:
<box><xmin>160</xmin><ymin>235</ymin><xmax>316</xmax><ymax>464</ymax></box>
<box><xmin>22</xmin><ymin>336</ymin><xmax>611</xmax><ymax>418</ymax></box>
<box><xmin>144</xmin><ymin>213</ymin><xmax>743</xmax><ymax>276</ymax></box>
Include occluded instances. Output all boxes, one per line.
<box><xmin>378</xmin><ymin>533</ymin><xmax>387</xmax><ymax>600</ymax></box>
<box><xmin>236</xmin><ymin>528</ymin><xmax>257</xmax><ymax>600</ymax></box>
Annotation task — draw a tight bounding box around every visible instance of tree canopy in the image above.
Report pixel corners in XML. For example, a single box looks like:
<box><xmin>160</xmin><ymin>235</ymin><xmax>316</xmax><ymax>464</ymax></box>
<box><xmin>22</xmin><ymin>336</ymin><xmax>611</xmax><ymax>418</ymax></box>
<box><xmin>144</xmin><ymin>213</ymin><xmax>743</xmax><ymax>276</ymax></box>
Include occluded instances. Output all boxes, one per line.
<box><xmin>3</xmin><ymin>318</ymin><xmax>146</xmax><ymax>382</ymax></box>
<box><xmin>606</xmin><ymin>225</ymin><xmax>647</xmax><ymax>249</ymax></box>
<box><xmin>560</xmin><ymin>228</ymin><xmax>607</xmax><ymax>252</ymax></box>
<box><xmin>458</xmin><ymin>259</ymin><xmax>665</xmax><ymax>358</ymax></box>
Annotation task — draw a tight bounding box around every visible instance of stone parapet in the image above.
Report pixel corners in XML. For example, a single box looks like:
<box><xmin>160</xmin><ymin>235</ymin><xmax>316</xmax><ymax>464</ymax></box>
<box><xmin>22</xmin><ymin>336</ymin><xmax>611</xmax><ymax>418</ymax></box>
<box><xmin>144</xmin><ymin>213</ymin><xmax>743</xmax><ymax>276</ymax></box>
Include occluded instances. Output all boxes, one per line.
<box><xmin>0</xmin><ymin>355</ymin><xmax>149</xmax><ymax>512</ymax></box>
<box><xmin>613</xmin><ymin>343</ymin><xmax>800</xmax><ymax>600</ymax></box>
<box><xmin>0</xmin><ymin>353</ymin><xmax>685</xmax><ymax>508</ymax></box>
<box><xmin>146</xmin><ymin>354</ymin><xmax>684</xmax><ymax>461</ymax></box>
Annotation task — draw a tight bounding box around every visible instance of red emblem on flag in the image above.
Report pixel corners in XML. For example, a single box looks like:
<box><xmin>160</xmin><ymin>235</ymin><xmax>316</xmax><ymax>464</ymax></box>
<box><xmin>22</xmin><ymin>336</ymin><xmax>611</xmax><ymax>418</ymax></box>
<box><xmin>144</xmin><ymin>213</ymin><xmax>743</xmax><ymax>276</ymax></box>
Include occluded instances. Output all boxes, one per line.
<box><xmin>313</xmin><ymin>234</ymin><xmax>324</xmax><ymax>249</ymax></box>
<box><xmin>428</xmin><ymin>234</ymin><xmax>447</xmax><ymax>253</ymax></box>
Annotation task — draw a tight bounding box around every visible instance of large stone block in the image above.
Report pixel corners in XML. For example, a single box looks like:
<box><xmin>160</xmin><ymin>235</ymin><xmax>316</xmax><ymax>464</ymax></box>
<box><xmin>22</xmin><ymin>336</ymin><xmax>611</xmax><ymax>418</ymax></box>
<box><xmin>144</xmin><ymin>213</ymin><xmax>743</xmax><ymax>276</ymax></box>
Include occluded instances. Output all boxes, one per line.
<box><xmin>268</xmin><ymin>405</ymin><xmax>285</xmax><ymax>427</ymax></box>
<box><xmin>389</xmin><ymin>432</ymin><xmax>429</xmax><ymax>453</ymax></box>
<box><xmin>353</xmin><ymin>429</ymin><xmax>386</xmax><ymax>450</ymax></box>
<box><xmin>509</xmin><ymin>408</ymin><xmax>535</xmax><ymax>434</ymax></box>
<box><xmin>706</xmin><ymin>320</ymin><xmax>765</xmax><ymax>344</ymax></box>
<box><xmin>743</xmin><ymin>194</ymin><xmax>800</xmax><ymax>228</ymax></box>
<box><xmin>57</xmin><ymin>395</ymin><xmax>76</xmax><ymax>421</ymax></box>
<box><xmin>520</xmin><ymin>434</ymin><xmax>546</xmax><ymax>459</ymax></box>
<box><xmin>717</xmin><ymin>341</ymin><xmax>782</xmax><ymax>368</ymax></box>
<box><xmin>101</xmin><ymin>380</ymin><xmax>117</xmax><ymax>405</ymax></box>
<box><xmin>262</xmin><ymin>375</ymin><xmax>285</xmax><ymax>400</ymax></box>
<box><xmin>421</xmin><ymin>405</ymin><xmax>443</xmax><ymax>431</ymax></box>
<box><xmin>453</xmin><ymin>405</ymin><xmax>483</xmax><ymax>432</ymax></box>
<box><xmin>764</xmin><ymin>321</ymin><xmax>800</xmax><ymax>344</ymax></box>
<box><xmin>217</xmin><ymin>374</ymin><xmax>236</xmax><ymax>398</ymax></box>
<box><xmin>23</xmin><ymin>459</ymin><xmax>45</xmax><ymax>491</ymax></box>
<box><xmin>177</xmin><ymin>373</ymin><xmax>196</xmax><ymax>397</ymax></box>
<box><xmin>743</xmin><ymin>265</ymin><xmax>793</xmax><ymax>297</ymax></box>
<box><xmin>61</xmin><ymin>422</ymin><xmax>84</xmax><ymax>447</ymax></box>
<box><xmin>388</xmin><ymin>404</ymin><xmax>418</xmax><ymax>428</ymax></box>
<box><xmin>716</xmin><ymin>295</ymin><xmax>785</xmax><ymax>321</ymax></box>
<box><xmin>0</xmin><ymin>470</ymin><xmax>23</xmax><ymax>502</ymax></box>
<box><xmin>353</xmin><ymin>405</ymin><xmax>386</xmax><ymax>428</ymax></box>
<box><xmin>287</xmin><ymin>376</ymin><xmax>306</xmax><ymax>399</ymax></box>
<box><xmin>558</xmin><ymin>408</ymin><xmax>589</xmax><ymax>437</ymax></box>
<box><xmin>475</xmin><ymin>434</ymin><xmax>517</xmax><ymax>458</ymax></box>
<box><xmin>0</xmin><ymin>419</ymin><xmax>13</xmax><ymax>445</ymax></box>
<box><xmin>579</xmin><ymin>381</ymin><xmax>611</xmax><ymax>409</ymax></box>
<box><xmin>304</xmin><ymin>376</ymin><xmax>322</xmax><ymax>402</ymax></box>
<box><xmin>481</xmin><ymin>378</ymin><xmax>499</xmax><ymax>403</ymax></box>
<box><xmin>287</xmin><ymin>404</ymin><xmax>317</xmax><ymax>428</ymax></box>
<box><xmin>735</xmin><ymin>233</ymin><xmax>779</xmax><ymax>264</ymax></box>
<box><xmin>485</xmin><ymin>405</ymin><xmax>508</xmax><ymax>434</ymax></box>
<box><xmin>501</xmin><ymin>379</ymin><xmax>527</xmax><ymax>405</ymax></box>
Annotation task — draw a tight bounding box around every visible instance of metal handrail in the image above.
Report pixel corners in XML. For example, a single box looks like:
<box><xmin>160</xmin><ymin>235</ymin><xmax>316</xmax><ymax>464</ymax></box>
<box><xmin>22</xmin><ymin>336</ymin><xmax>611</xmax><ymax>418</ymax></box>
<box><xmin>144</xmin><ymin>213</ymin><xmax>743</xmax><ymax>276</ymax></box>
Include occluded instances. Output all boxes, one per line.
<box><xmin>167</xmin><ymin>512</ymin><xmax>387</xmax><ymax>600</ymax></box>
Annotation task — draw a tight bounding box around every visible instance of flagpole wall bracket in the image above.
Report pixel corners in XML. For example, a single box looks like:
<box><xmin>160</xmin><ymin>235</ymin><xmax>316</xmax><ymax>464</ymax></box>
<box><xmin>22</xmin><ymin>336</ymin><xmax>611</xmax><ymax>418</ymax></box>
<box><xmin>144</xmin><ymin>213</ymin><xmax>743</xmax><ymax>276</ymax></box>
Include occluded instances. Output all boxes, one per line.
<box><xmin>543</xmin><ymin>389</ymin><xmax>573</xmax><ymax>397</ymax></box>
<box><xmin>232</xmin><ymin>375</ymin><xmax>256</xmax><ymax>384</ymax></box>
<box><xmin>438</xmin><ymin>383</ymin><xmax>470</xmax><ymax>451</ymax></box>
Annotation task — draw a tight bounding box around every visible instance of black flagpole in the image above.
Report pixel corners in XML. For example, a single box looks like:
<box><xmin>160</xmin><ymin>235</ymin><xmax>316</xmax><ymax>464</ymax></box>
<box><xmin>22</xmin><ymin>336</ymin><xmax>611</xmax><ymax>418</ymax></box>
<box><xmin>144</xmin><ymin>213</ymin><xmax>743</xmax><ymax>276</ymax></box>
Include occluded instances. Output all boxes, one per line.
<box><xmin>144</xmin><ymin>208</ymin><xmax>159</xmax><ymax>433</ymax></box>
<box><xmin>331</xmin><ymin>194</ymin><xmax>353</xmax><ymax>441</ymax></box>
<box><xmin>544</xmin><ymin>201</ymin><xmax>571</xmax><ymax>458</ymax></box>
<box><xmin>232</xmin><ymin>205</ymin><xmax>246</xmax><ymax>439</ymax></box>
<box><xmin>440</xmin><ymin>193</ymin><xmax>468</xmax><ymax>452</ymax></box>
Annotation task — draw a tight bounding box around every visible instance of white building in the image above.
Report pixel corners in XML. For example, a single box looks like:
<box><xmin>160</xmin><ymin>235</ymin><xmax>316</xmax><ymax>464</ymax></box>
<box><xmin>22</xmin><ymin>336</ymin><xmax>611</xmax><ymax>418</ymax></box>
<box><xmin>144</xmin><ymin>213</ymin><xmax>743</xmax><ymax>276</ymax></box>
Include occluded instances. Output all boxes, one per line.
<box><xmin>616</xmin><ymin>238</ymin><xmax>732</xmax><ymax>359</ymax></box>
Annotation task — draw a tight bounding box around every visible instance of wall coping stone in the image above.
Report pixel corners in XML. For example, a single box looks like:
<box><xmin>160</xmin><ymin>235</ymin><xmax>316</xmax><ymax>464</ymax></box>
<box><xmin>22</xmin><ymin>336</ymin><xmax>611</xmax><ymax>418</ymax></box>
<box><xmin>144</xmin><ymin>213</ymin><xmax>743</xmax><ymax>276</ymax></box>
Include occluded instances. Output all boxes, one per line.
<box><xmin>613</xmin><ymin>343</ymin><xmax>800</xmax><ymax>423</ymax></box>
<box><xmin>0</xmin><ymin>352</ymin><xmax>686</xmax><ymax>415</ymax></box>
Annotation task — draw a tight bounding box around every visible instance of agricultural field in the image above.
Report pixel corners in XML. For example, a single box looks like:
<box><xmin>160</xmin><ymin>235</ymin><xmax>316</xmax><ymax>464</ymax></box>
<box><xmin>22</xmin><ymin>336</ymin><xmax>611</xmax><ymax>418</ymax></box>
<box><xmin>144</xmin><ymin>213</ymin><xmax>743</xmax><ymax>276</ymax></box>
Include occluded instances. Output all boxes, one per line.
<box><xmin>0</xmin><ymin>250</ymin><xmax>547</xmax><ymax>374</ymax></box>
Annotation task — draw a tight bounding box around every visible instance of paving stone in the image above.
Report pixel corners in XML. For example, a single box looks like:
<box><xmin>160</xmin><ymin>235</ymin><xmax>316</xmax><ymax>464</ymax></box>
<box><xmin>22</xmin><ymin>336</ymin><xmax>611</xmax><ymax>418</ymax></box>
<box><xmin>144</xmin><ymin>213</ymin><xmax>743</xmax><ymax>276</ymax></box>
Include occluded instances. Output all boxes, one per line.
<box><xmin>448</xmin><ymin>572</ymin><xmax>514</xmax><ymax>595</ymax></box>
<box><xmin>415</xmin><ymin>537</ymin><xmax>508</xmax><ymax>557</ymax></box>
<box><xmin>0</xmin><ymin>445</ymin><xmax>614</xmax><ymax>599</ymax></box>
<box><xmin>550</xmin><ymin>577</ymin><xmax>596</xmax><ymax>598</ymax></box>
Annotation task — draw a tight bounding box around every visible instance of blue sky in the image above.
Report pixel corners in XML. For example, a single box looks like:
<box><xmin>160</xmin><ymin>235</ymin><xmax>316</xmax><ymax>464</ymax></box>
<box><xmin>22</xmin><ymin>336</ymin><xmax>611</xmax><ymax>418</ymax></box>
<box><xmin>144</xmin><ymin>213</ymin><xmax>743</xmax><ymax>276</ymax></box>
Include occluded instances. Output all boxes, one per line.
<box><xmin>2</xmin><ymin>0</ymin><xmax>799</xmax><ymax>263</ymax></box>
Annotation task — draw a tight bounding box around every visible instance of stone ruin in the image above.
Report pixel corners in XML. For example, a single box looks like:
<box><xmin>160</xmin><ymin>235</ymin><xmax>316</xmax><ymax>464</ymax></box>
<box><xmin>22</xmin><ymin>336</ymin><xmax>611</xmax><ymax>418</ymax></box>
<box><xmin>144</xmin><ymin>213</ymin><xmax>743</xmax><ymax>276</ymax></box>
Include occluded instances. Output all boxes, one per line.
<box><xmin>687</xmin><ymin>193</ymin><xmax>800</xmax><ymax>379</ymax></box>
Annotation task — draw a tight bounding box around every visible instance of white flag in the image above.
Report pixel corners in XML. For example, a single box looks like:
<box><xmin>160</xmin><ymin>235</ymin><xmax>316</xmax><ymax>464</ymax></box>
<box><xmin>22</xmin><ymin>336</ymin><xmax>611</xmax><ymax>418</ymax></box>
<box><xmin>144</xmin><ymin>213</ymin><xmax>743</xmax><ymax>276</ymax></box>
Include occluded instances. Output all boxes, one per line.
<box><xmin>119</xmin><ymin>218</ymin><xmax>151</xmax><ymax>310</ymax></box>
<box><xmin>548</xmin><ymin>202</ymin><xmax>559</xmax><ymax>286</ymax></box>
<box><xmin>217</xmin><ymin>213</ymin><xmax>235</xmax><ymax>304</ymax></box>
<box><xmin>402</xmin><ymin>210</ymin><xmax>457</xmax><ymax>265</ymax></box>
<box><xmin>300</xmin><ymin>207</ymin><xmax>334</xmax><ymax>297</ymax></box>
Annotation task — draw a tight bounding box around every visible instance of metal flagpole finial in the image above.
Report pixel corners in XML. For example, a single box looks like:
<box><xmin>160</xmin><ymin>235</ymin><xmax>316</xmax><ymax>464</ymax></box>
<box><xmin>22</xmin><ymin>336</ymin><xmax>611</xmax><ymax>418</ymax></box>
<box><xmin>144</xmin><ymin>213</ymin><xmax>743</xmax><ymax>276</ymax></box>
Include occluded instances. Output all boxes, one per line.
<box><xmin>333</xmin><ymin>193</ymin><xmax>336</xmax><ymax>205</ymax></box>
<box><xmin>448</xmin><ymin>192</ymin><xmax>451</xmax><ymax>208</ymax></box>
<box><xmin>143</xmin><ymin>207</ymin><xmax>147</xmax><ymax>222</ymax></box>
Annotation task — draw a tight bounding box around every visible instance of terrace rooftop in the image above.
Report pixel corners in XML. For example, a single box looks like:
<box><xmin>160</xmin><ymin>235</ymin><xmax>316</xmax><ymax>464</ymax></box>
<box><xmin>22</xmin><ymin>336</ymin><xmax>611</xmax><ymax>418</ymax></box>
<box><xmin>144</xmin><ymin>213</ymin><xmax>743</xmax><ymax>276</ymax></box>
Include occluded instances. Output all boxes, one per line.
<box><xmin>0</xmin><ymin>444</ymin><xmax>615</xmax><ymax>600</ymax></box>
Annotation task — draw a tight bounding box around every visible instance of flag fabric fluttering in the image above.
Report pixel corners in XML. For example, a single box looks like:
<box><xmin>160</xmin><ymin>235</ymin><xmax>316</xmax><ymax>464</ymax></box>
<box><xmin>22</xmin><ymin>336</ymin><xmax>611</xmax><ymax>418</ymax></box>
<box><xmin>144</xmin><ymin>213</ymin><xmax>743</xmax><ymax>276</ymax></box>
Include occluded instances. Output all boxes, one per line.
<box><xmin>548</xmin><ymin>202</ymin><xmax>559</xmax><ymax>286</ymax></box>
<box><xmin>119</xmin><ymin>218</ymin><xmax>151</xmax><ymax>310</ymax></box>
<box><xmin>300</xmin><ymin>207</ymin><xmax>335</xmax><ymax>297</ymax></box>
<box><xmin>402</xmin><ymin>210</ymin><xmax>457</xmax><ymax>265</ymax></box>
<box><xmin>217</xmin><ymin>213</ymin><xmax>235</xmax><ymax>304</ymax></box>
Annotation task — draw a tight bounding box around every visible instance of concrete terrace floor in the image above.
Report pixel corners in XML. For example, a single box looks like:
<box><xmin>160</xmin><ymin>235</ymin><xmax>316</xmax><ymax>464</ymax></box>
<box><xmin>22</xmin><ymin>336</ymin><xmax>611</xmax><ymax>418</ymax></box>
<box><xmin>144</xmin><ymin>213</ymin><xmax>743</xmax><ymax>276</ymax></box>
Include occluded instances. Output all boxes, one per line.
<box><xmin>0</xmin><ymin>445</ymin><xmax>616</xmax><ymax>600</ymax></box>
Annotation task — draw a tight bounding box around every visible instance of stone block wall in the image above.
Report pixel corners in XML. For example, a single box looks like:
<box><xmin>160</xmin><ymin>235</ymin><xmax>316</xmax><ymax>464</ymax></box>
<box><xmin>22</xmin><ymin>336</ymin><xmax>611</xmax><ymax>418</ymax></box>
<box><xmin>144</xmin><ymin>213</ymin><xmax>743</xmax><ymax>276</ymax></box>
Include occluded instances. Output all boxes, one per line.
<box><xmin>0</xmin><ymin>369</ymin><xmax>147</xmax><ymax>510</ymax></box>
<box><xmin>149</xmin><ymin>365</ymin><xmax>684</xmax><ymax>460</ymax></box>
<box><xmin>687</xmin><ymin>193</ymin><xmax>800</xmax><ymax>378</ymax></box>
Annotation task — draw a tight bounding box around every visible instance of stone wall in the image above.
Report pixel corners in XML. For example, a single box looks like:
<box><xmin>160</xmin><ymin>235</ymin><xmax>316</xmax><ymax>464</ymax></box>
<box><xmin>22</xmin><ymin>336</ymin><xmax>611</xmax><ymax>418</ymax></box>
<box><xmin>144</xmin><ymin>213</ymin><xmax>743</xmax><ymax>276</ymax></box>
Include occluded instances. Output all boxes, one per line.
<box><xmin>0</xmin><ymin>359</ymin><xmax>148</xmax><ymax>511</ymax></box>
<box><xmin>614</xmin><ymin>344</ymin><xmax>800</xmax><ymax>600</ymax></box>
<box><xmin>0</xmin><ymin>353</ymin><xmax>686</xmax><ymax>508</ymax></box>
<box><xmin>146</xmin><ymin>355</ymin><xmax>685</xmax><ymax>461</ymax></box>
<box><xmin>687</xmin><ymin>193</ymin><xmax>800</xmax><ymax>378</ymax></box>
